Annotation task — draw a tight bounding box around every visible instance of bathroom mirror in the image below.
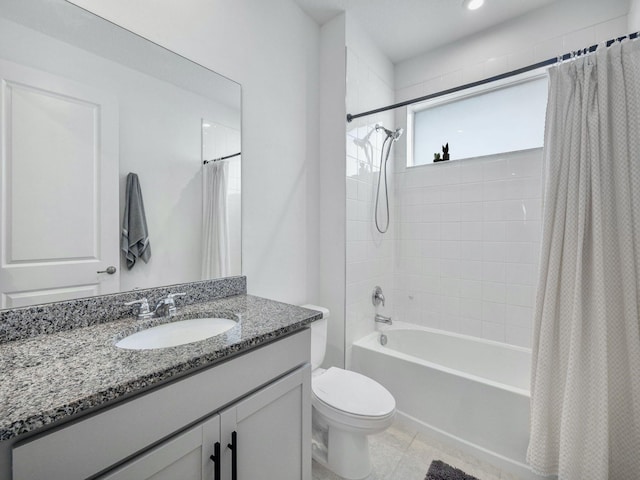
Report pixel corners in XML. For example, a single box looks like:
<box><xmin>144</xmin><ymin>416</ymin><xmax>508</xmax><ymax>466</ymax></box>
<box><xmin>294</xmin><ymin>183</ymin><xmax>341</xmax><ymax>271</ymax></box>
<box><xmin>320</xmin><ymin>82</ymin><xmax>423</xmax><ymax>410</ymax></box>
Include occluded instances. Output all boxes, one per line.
<box><xmin>0</xmin><ymin>0</ymin><xmax>242</xmax><ymax>308</ymax></box>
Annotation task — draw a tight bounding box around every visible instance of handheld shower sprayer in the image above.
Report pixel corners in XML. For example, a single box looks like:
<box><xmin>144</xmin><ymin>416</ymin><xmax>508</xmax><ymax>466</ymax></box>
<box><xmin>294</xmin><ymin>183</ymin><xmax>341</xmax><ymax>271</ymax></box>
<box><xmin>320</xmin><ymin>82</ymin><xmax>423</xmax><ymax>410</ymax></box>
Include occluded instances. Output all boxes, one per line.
<box><xmin>374</xmin><ymin>124</ymin><xmax>404</xmax><ymax>233</ymax></box>
<box><xmin>375</xmin><ymin>124</ymin><xmax>404</xmax><ymax>142</ymax></box>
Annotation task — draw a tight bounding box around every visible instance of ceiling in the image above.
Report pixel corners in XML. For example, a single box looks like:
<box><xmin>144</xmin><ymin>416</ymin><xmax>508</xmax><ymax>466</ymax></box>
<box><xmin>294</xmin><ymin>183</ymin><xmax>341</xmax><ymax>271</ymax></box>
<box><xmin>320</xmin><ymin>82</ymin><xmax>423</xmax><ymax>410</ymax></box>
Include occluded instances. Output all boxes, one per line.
<box><xmin>294</xmin><ymin>0</ymin><xmax>558</xmax><ymax>63</ymax></box>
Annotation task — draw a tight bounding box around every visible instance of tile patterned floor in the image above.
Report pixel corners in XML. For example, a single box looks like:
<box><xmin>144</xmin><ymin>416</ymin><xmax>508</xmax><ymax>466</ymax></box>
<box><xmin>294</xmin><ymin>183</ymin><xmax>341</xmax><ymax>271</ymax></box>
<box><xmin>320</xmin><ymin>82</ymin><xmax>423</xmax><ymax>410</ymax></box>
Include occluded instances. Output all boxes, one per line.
<box><xmin>312</xmin><ymin>422</ymin><xmax>524</xmax><ymax>480</ymax></box>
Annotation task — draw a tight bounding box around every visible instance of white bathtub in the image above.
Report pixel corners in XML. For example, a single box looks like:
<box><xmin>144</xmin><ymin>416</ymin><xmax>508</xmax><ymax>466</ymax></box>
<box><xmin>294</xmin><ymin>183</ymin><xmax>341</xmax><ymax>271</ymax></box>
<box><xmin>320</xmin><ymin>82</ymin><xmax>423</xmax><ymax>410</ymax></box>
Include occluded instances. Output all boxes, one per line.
<box><xmin>352</xmin><ymin>323</ymin><xmax>542</xmax><ymax>480</ymax></box>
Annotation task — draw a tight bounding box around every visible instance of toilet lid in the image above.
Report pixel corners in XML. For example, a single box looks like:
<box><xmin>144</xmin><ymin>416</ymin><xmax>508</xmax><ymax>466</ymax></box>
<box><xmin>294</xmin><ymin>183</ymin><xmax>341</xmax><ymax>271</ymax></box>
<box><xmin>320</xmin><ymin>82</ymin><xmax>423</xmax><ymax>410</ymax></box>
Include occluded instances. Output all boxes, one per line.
<box><xmin>312</xmin><ymin>367</ymin><xmax>395</xmax><ymax>417</ymax></box>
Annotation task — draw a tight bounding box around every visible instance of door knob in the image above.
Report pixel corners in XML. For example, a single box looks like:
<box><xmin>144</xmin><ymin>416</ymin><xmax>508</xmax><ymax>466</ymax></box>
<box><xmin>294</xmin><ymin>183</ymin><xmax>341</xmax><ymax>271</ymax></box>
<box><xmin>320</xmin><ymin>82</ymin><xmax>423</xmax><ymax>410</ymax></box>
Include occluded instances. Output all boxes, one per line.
<box><xmin>97</xmin><ymin>266</ymin><xmax>117</xmax><ymax>274</ymax></box>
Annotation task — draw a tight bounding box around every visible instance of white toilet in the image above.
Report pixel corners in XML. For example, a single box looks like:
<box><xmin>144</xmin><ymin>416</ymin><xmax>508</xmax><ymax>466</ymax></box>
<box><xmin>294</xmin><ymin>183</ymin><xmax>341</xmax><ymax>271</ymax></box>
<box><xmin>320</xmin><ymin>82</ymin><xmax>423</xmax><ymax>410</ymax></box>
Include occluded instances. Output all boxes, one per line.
<box><xmin>303</xmin><ymin>305</ymin><xmax>396</xmax><ymax>480</ymax></box>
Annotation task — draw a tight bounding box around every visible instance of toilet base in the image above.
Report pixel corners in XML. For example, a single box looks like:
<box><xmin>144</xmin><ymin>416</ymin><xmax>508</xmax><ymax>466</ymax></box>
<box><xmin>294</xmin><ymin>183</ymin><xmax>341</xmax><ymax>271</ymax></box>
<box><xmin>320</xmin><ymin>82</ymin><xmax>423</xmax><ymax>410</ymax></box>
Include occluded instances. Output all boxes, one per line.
<box><xmin>312</xmin><ymin>425</ymin><xmax>372</xmax><ymax>480</ymax></box>
<box><xmin>310</xmin><ymin>367</ymin><xmax>396</xmax><ymax>479</ymax></box>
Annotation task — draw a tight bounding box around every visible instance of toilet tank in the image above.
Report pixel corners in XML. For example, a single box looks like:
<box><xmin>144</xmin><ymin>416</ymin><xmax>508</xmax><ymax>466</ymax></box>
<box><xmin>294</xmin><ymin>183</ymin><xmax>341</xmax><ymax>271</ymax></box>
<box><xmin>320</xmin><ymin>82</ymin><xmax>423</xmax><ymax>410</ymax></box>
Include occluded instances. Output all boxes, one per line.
<box><xmin>301</xmin><ymin>305</ymin><xmax>329</xmax><ymax>370</ymax></box>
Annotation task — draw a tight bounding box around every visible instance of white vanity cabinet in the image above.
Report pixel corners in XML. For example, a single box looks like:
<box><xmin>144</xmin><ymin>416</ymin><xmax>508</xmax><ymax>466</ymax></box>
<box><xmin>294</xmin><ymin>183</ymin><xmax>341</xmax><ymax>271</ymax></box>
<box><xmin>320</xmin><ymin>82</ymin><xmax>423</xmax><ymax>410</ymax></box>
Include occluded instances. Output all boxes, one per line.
<box><xmin>11</xmin><ymin>329</ymin><xmax>311</xmax><ymax>480</ymax></box>
<box><xmin>100</xmin><ymin>367</ymin><xmax>309</xmax><ymax>480</ymax></box>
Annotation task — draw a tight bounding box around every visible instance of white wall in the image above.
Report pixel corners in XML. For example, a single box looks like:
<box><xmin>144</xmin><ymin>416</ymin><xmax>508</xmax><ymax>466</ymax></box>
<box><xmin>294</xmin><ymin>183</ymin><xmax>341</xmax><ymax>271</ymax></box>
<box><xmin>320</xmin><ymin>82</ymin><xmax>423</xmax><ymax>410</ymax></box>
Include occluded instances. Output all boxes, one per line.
<box><xmin>319</xmin><ymin>14</ymin><xmax>347</xmax><ymax>368</ymax></box>
<box><xmin>389</xmin><ymin>0</ymin><xmax>630</xmax><ymax>347</ymax></box>
<box><xmin>344</xmin><ymin>14</ymin><xmax>396</xmax><ymax>366</ymax></box>
<box><xmin>69</xmin><ymin>0</ymin><xmax>321</xmax><ymax>305</ymax></box>
<box><xmin>630</xmin><ymin>0</ymin><xmax>640</xmax><ymax>31</ymax></box>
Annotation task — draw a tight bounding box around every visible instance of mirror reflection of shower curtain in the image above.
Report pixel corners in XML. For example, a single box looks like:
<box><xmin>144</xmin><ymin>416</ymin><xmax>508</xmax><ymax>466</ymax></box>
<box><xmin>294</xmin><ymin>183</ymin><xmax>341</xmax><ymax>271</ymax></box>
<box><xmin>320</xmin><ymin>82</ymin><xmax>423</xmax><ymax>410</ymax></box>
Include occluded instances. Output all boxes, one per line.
<box><xmin>202</xmin><ymin>161</ymin><xmax>229</xmax><ymax>279</ymax></box>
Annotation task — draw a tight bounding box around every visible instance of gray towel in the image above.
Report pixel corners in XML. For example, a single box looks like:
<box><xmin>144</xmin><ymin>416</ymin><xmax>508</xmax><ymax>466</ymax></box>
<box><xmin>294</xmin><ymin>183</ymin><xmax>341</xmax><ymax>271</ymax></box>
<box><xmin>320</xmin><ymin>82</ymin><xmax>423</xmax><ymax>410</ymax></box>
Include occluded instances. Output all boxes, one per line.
<box><xmin>121</xmin><ymin>172</ymin><xmax>151</xmax><ymax>269</ymax></box>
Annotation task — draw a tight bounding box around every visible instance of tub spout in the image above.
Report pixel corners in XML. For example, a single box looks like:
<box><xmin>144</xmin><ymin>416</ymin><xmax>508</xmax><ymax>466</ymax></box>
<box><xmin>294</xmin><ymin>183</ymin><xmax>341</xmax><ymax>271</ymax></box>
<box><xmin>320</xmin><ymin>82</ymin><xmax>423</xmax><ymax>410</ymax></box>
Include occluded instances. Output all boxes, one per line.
<box><xmin>375</xmin><ymin>313</ymin><xmax>392</xmax><ymax>325</ymax></box>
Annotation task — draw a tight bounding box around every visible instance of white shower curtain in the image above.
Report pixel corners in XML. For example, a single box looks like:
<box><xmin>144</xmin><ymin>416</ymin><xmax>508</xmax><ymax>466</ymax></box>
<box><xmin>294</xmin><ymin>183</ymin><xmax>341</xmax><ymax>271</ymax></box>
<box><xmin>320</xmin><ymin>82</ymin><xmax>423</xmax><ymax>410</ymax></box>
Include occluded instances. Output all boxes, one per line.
<box><xmin>202</xmin><ymin>161</ymin><xmax>229</xmax><ymax>279</ymax></box>
<box><xmin>528</xmin><ymin>40</ymin><xmax>640</xmax><ymax>479</ymax></box>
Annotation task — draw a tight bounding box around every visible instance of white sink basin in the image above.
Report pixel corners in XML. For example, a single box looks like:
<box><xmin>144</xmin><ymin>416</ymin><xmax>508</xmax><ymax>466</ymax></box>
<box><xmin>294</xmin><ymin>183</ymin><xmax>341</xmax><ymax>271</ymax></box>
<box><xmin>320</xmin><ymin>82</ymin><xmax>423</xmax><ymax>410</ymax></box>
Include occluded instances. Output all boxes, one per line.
<box><xmin>115</xmin><ymin>317</ymin><xmax>237</xmax><ymax>350</ymax></box>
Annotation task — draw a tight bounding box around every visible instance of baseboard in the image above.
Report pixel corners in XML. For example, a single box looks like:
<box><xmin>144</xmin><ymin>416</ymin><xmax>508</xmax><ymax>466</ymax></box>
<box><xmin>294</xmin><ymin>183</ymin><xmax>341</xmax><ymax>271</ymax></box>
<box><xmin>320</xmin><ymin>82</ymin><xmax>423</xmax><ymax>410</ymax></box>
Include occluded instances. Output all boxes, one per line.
<box><xmin>394</xmin><ymin>411</ymin><xmax>552</xmax><ymax>480</ymax></box>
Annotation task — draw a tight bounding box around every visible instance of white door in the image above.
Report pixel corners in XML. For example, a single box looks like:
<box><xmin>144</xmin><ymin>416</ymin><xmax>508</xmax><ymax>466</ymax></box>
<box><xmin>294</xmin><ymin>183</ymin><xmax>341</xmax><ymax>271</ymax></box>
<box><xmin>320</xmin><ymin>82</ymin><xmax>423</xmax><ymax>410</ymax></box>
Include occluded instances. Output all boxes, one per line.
<box><xmin>0</xmin><ymin>59</ymin><xmax>119</xmax><ymax>308</ymax></box>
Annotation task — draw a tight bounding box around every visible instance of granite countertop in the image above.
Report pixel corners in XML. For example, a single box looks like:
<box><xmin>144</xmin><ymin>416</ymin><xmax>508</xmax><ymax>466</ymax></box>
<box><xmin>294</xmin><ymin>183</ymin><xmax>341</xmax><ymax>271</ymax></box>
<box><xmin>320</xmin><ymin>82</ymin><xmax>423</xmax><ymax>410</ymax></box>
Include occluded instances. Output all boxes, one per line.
<box><xmin>0</xmin><ymin>294</ymin><xmax>321</xmax><ymax>442</ymax></box>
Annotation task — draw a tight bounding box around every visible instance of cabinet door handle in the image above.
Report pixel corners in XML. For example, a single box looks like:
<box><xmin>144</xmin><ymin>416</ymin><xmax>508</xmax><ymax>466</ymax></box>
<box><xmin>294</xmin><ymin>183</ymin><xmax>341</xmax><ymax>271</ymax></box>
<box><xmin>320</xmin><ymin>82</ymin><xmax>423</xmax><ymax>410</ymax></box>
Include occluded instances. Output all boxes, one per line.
<box><xmin>209</xmin><ymin>441</ymin><xmax>221</xmax><ymax>480</ymax></box>
<box><xmin>227</xmin><ymin>431</ymin><xmax>237</xmax><ymax>480</ymax></box>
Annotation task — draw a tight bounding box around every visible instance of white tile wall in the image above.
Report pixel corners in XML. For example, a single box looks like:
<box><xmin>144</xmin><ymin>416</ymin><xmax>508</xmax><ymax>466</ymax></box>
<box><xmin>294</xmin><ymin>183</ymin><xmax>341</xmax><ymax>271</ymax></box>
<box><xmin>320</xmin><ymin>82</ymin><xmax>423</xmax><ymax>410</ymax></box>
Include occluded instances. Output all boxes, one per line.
<box><xmin>345</xmin><ymin>43</ymin><xmax>395</xmax><ymax>366</ymax></box>
<box><xmin>388</xmin><ymin>11</ymin><xmax>629</xmax><ymax>349</ymax></box>
<box><xmin>393</xmin><ymin>149</ymin><xmax>543</xmax><ymax>347</ymax></box>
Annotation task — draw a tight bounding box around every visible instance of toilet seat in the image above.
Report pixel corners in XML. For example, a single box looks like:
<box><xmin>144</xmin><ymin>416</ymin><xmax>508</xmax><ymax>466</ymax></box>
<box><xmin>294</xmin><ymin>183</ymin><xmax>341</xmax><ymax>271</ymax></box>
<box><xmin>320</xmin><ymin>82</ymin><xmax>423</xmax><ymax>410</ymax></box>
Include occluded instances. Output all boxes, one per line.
<box><xmin>313</xmin><ymin>394</ymin><xmax>395</xmax><ymax>432</ymax></box>
<box><xmin>312</xmin><ymin>367</ymin><xmax>396</xmax><ymax>419</ymax></box>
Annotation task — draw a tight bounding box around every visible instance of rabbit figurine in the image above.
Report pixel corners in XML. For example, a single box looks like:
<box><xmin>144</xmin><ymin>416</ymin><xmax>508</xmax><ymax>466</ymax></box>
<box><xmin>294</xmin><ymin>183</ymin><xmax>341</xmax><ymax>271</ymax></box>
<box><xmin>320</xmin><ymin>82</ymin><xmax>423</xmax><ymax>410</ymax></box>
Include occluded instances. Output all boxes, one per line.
<box><xmin>442</xmin><ymin>143</ymin><xmax>450</xmax><ymax>161</ymax></box>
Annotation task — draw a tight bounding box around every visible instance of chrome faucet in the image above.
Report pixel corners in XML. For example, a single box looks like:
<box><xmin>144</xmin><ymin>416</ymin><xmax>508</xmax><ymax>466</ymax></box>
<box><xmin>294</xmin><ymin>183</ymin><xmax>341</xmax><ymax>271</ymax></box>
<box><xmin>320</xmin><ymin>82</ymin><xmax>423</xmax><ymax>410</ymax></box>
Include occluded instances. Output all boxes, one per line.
<box><xmin>124</xmin><ymin>298</ymin><xmax>154</xmax><ymax>320</ymax></box>
<box><xmin>375</xmin><ymin>313</ymin><xmax>392</xmax><ymax>325</ymax></box>
<box><xmin>372</xmin><ymin>286</ymin><xmax>385</xmax><ymax>307</ymax></box>
<box><xmin>154</xmin><ymin>293</ymin><xmax>186</xmax><ymax>318</ymax></box>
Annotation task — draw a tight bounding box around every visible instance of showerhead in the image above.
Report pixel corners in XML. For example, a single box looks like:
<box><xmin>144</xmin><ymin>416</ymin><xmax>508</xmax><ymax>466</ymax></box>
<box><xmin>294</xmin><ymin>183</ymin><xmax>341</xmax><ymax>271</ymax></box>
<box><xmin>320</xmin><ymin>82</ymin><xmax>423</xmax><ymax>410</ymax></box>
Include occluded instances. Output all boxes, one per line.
<box><xmin>373</xmin><ymin>124</ymin><xmax>403</xmax><ymax>235</ymax></box>
<box><xmin>375</xmin><ymin>124</ymin><xmax>404</xmax><ymax>142</ymax></box>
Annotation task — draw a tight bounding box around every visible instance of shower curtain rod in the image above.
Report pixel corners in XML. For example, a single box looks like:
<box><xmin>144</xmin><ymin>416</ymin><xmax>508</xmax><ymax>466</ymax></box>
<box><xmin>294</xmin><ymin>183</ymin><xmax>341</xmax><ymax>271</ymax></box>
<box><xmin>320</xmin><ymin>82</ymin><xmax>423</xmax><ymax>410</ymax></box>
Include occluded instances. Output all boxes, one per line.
<box><xmin>203</xmin><ymin>152</ymin><xmax>241</xmax><ymax>165</ymax></box>
<box><xmin>346</xmin><ymin>31</ymin><xmax>639</xmax><ymax>123</ymax></box>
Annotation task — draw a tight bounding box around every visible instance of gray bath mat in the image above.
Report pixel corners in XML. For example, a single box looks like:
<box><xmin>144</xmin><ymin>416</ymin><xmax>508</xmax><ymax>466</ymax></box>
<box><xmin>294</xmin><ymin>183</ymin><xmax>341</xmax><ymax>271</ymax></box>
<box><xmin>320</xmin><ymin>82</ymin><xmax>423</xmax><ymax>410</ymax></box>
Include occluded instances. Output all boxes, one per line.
<box><xmin>425</xmin><ymin>460</ymin><xmax>480</xmax><ymax>480</ymax></box>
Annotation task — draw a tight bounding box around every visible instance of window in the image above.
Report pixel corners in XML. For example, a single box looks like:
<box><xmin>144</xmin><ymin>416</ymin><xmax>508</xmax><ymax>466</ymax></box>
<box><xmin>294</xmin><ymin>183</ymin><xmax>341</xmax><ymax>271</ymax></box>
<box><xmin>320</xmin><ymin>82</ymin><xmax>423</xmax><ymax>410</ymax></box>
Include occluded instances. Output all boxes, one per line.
<box><xmin>409</xmin><ymin>73</ymin><xmax>548</xmax><ymax>166</ymax></box>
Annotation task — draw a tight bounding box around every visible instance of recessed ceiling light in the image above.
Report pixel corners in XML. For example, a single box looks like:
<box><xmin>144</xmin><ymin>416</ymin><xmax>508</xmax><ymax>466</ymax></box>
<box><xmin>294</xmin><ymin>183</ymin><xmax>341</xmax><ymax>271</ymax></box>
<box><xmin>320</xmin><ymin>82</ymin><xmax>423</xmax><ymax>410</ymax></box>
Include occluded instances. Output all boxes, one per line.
<box><xmin>463</xmin><ymin>0</ymin><xmax>485</xmax><ymax>10</ymax></box>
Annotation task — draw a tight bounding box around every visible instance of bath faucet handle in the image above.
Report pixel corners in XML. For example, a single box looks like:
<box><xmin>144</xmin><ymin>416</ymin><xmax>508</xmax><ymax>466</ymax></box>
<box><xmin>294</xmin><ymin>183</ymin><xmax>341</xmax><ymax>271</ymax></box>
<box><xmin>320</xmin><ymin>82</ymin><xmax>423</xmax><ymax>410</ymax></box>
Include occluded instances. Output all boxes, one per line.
<box><xmin>155</xmin><ymin>292</ymin><xmax>186</xmax><ymax>317</ymax></box>
<box><xmin>124</xmin><ymin>298</ymin><xmax>154</xmax><ymax>319</ymax></box>
<box><xmin>372</xmin><ymin>286</ymin><xmax>385</xmax><ymax>307</ymax></box>
<box><xmin>165</xmin><ymin>292</ymin><xmax>186</xmax><ymax>303</ymax></box>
